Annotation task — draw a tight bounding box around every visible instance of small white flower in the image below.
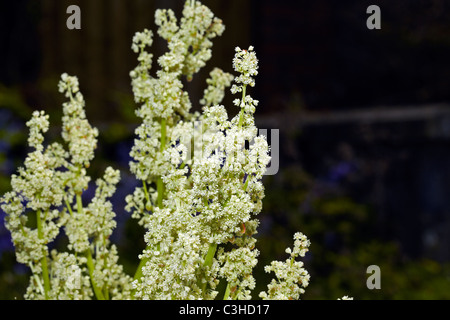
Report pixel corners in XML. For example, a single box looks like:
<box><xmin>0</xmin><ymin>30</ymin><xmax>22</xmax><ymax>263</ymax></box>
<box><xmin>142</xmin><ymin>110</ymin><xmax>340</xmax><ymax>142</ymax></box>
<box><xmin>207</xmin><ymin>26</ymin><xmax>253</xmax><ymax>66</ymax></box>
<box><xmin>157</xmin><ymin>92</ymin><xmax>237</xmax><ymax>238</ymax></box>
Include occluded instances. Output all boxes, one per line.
<box><xmin>338</xmin><ymin>295</ymin><xmax>354</xmax><ymax>300</ymax></box>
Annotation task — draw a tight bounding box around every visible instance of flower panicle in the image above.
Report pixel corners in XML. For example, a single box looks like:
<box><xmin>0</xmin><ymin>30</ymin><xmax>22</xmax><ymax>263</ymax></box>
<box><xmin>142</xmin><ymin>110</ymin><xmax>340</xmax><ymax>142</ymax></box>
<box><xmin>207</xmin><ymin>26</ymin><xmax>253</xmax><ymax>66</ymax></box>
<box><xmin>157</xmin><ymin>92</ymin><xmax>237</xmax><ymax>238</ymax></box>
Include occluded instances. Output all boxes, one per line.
<box><xmin>1</xmin><ymin>0</ymin><xmax>321</xmax><ymax>301</ymax></box>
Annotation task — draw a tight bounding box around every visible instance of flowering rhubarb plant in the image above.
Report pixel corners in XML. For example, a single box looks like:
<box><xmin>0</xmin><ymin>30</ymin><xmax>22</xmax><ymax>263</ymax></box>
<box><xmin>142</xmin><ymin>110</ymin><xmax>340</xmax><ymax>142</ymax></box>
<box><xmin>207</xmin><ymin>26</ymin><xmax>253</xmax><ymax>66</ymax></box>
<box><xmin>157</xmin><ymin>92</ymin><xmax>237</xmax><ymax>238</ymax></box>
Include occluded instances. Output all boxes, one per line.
<box><xmin>0</xmin><ymin>0</ymin><xmax>313</xmax><ymax>300</ymax></box>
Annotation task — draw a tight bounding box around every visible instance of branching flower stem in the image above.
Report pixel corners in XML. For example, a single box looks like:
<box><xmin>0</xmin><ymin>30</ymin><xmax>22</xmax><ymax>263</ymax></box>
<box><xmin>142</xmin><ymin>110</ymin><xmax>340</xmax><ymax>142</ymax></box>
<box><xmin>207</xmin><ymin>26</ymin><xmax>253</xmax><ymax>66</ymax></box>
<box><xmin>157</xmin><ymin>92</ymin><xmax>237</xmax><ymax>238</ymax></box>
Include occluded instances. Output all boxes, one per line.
<box><xmin>76</xmin><ymin>193</ymin><xmax>106</xmax><ymax>300</ymax></box>
<box><xmin>133</xmin><ymin>117</ymin><xmax>167</xmax><ymax>284</ymax></box>
<box><xmin>238</xmin><ymin>85</ymin><xmax>247</xmax><ymax>128</ymax></box>
<box><xmin>85</xmin><ymin>248</ymin><xmax>105</xmax><ymax>300</ymax></box>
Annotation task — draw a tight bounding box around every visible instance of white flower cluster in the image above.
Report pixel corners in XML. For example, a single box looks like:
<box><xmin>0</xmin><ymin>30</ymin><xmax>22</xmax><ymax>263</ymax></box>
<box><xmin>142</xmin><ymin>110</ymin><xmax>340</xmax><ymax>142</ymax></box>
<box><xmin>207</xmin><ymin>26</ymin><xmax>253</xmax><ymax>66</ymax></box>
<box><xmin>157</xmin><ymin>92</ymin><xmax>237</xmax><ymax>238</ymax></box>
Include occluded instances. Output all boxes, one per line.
<box><xmin>232</xmin><ymin>46</ymin><xmax>259</xmax><ymax>90</ymax></box>
<box><xmin>0</xmin><ymin>0</ymin><xmax>346</xmax><ymax>301</ymax></box>
<box><xmin>128</xmin><ymin>0</ymin><xmax>228</xmax><ymax>188</ymax></box>
<box><xmin>126</xmin><ymin>0</ymin><xmax>274</xmax><ymax>300</ymax></box>
<box><xmin>230</xmin><ymin>47</ymin><xmax>260</xmax><ymax>128</ymax></box>
<box><xmin>200</xmin><ymin>68</ymin><xmax>234</xmax><ymax>107</ymax></box>
<box><xmin>259</xmin><ymin>233</ymin><xmax>311</xmax><ymax>300</ymax></box>
<box><xmin>155</xmin><ymin>0</ymin><xmax>226</xmax><ymax>80</ymax></box>
<box><xmin>1</xmin><ymin>74</ymin><xmax>131</xmax><ymax>300</ymax></box>
<box><xmin>59</xmin><ymin>73</ymin><xmax>99</xmax><ymax>169</ymax></box>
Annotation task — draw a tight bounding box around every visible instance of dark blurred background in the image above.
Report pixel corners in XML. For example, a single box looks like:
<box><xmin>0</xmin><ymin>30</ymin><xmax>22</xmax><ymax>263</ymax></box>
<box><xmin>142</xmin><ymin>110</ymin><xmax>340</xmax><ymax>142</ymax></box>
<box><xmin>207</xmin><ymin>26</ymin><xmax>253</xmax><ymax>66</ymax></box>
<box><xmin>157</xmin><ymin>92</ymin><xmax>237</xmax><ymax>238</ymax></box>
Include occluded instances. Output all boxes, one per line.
<box><xmin>1</xmin><ymin>0</ymin><xmax>450</xmax><ymax>299</ymax></box>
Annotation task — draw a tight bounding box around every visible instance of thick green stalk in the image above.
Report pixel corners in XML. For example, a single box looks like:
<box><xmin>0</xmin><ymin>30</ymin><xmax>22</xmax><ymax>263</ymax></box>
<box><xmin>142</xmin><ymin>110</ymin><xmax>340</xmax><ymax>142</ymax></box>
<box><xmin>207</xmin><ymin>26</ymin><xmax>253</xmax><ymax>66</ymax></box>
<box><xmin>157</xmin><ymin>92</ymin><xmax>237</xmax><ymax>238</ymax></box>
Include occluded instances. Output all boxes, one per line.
<box><xmin>86</xmin><ymin>249</ymin><xmax>106</xmax><ymax>300</ymax></box>
<box><xmin>36</xmin><ymin>209</ymin><xmax>50</xmax><ymax>299</ymax></box>
<box><xmin>223</xmin><ymin>282</ymin><xmax>231</xmax><ymax>300</ymax></box>
<box><xmin>200</xmin><ymin>243</ymin><xmax>218</xmax><ymax>293</ymax></box>
<box><xmin>204</xmin><ymin>243</ymin><xmax>217</xmax><ymax>268</ymax></box>
<box><xmin>133</xmin><ymin>255</ymin><xmax>146</xmax><ymax>281</ymax></box>
<box><xmin>76</xmin><ymin>194</ymin><xmax>83</xmax><ymax>216</ymax></box>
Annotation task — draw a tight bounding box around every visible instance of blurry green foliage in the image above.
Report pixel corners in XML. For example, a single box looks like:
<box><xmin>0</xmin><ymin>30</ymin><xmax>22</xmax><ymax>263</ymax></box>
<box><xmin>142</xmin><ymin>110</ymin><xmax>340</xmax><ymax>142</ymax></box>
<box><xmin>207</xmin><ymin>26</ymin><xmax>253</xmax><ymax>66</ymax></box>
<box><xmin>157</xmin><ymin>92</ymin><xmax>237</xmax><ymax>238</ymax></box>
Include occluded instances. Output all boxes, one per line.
<box><xmin>255</xmin><ymin>164</ymin><xmax>450</xmax><ymax>300</ymax></box>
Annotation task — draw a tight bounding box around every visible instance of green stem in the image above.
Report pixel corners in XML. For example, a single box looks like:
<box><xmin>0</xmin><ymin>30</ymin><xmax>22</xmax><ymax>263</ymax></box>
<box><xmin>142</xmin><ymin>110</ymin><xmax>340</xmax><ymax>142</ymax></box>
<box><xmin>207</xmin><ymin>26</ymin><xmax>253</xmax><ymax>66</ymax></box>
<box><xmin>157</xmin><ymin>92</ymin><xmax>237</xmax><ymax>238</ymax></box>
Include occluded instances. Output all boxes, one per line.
<box><xmin>233</xmin><ymin>287</ymin><xmax>242</xmax><ymax>300</ymax></box>
<box><xmin>157</xmin><ymin>117</ymin><xmax>167</xmax><ymax>209</ymax></box>
<box><xmin>65</xmin><ymin>197</ymin><xmax>74</xmax><ymax>217</ymax></box>
<box><xmin>103</xmin><ymin>287</ymin><xmax>110</xmax><ymax>300</ymax></box>
<box><xmin>223</xmin><ymin>283</ymin><xmax>241</xmax><ymax>300</ymax></box>
<box><xmin>133</xmin><ymin>118</ymin><xmax>167</xmax><ymax>288</ymax></box>
<box><xmin>36</xmin><ymin>209</ymin><xmax>50</xmax><ymax>299</ymax></box>
<box><xmin>142</xmin><ymin>181</ymin><xmax>152</xmax><ymax>211</ymax></box>
<box><xmin>100</xmin><ymin>235</ymin><xmax>110</xmax><ymax>300</ymax></box>
<box><xmin>243</xmin><ymin>176</ymin><xmax>249</xmax><ymax>192</ymax></box>
<box><xmin>142</xmin><ymin>180</ymin><xmax>149</xmax><ymax>202</ymax></box>
<box><xmin>204</xmin><ymin>243</ymin><xmax>217</xmax><ymax>268</ymax></box>
<box><xmin>133</xmin><ymin>257</ymin><xmax>146</xmax><ymax>281</ymax></box>
<box><xmin>76</xmin><ymin>194</ymin><xmax>83</xmax><ymax>215</ymax></box>
<box><xmin>76</xmin><ymin>194</ymin><xmax>106</xmax><ymax>300</ymax></box>
<box><xmin>86</xmin><ymin>249</ymin><xmax>106</xmax><ymax>300</ymax></box>
<box><xmin>29</xmin><ymin>263</ymin><xmax>45</xmax><ymax>296</ymax></box>
<box><xmin>238</xmin><ymin>85</ymin><xmax>247</xmax><ymax>128</ymax></box>
<box><xmin>160</xmin><ymin>117</ymin><xmax>167</xmax><ymax>152</ymax></box>
<box><xmin>223</xmin><ymin>282</ymin><xmax>231</xmax><ymax>300</ymax></box>
<box><xmin>200</xmin><ymin>243</ymin><xmax>218</xmax><ymax>292</ymax></box>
